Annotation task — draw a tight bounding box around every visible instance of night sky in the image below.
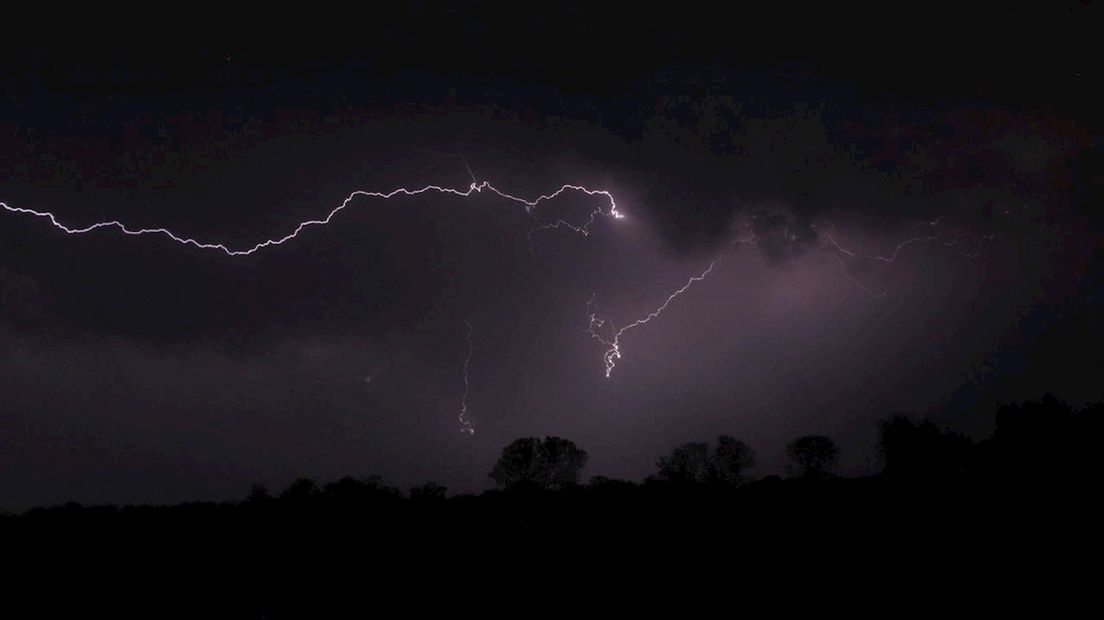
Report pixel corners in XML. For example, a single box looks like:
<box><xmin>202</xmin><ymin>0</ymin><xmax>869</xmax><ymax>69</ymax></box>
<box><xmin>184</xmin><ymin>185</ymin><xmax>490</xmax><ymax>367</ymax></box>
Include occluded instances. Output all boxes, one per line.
<box><xmin>1</xmin><ymin>3</ymin><xmax>1100</xmax><ymax>508</ymax></box>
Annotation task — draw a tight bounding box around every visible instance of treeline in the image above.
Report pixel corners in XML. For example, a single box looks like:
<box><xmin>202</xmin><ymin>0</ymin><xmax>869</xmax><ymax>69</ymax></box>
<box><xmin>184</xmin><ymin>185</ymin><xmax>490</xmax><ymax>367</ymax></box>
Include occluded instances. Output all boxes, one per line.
<box><xmin>489</xmin><ymin>394</ymin><xmax>1104</xmax><ymax>490</ymax></box>
<box><xmin>2</xmin><ymin>390</ymin><xmax>1095</xmax><ymax>525</ymax></box>
<box><xmin>3</xmin><ymin>394</ymin><xmax>1100</xmax><ymax>611</ymax></box>
<box><xmin>4</xmin><ymin>394</ymin><xmax>1103</xmax><ymax>518</ymax></box>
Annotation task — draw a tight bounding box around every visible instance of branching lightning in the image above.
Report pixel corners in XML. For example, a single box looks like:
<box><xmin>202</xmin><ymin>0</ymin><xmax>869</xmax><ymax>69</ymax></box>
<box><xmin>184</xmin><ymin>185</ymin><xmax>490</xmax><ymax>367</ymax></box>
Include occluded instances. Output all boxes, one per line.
<box><xmin>587</xmin><ymin>258</ymin><xmax>721</xmax><ymax>378</ymax></box>
<box><xmin>1</xmin><ymin>172</ymin><xmax>620</xmax><ymax>435</ymax></box>
<box><xmin>0</xmin><ymin>181</ymin><xmax>621</xmax><ymax>256</ymax></box>
<box><xmin>586</xmin><ymin>214</ymin><xmax>994</xmax><ymax>376</ymax></box>
<box><xmin>817</xmin><ymin>220</ymin><xmax>996</xmax><ymax>298</ymax></box>
<box><xmin>1</xmin><ymin>167</ymin><xmax>993</xmax><ymax>391</ymax></box>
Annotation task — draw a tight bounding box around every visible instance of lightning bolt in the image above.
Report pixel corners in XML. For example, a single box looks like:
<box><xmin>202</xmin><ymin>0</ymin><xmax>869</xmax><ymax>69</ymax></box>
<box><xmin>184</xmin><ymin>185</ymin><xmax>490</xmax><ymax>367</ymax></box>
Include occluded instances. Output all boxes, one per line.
<box><xmin>2</xmin><ymin>168</ymin><xmax>995</xmax><ymax>390</ymax></box>
<box><xmin>818</xmin><ymin>220</ymin><xmax>996</xmax><ymax>298</ymax></box>
<box><xmin>1</xmin><ymin>171</ymin><xmax>621</xmax><ymax>435</ymax></box>
<box><xmin>459</xmin><ymin>319</ymin><xmax>475</xmax><ymax>435</ymax></box>
<box><xmin>0</xmin><ymin>181</ymin><xmax>621</xmax><ymax>256</ymax></box>
<box><xmin>585</xmin><ymin>214</ymin><xmax>995</xmax><ymax>376</ymax></box>
<box><xmin>587</xmin><ymin>257</ymin><xmax>721</xmax><ymax>378</ymax></box>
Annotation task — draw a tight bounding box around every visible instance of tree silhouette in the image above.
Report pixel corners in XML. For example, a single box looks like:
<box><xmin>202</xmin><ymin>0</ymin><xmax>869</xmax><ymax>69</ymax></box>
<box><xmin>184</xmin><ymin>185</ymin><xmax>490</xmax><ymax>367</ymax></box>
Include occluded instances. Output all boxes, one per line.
<box><xmin>984</xmin><ymin>393</ymin><xmax>1094</xmax><ymax>480</ymax></box>
<box><xmin>489</xmin><ymin>436</ymin><xmax>588</xmax><ymax>490</ymax></box>
<box><xmin>1071</xmin><ymin>402</ymin><xmax>1104</xmax><ymax>479</ymax></box>
<box><xmin>409</xmin><ymin>481</ymin><xmax>447</xmax><ymax>500</ymax></box>
<box><xmin>712</xmin><ymin>435</ymin><xmax>757</xmax><ymax>483</ymax></box>
<box><xmin>786</xmin><ymin>435</ymin><xmax>839</xmax><ymax>478</ymax></box>
<box><xmin>280</xmin><ymin>478</ymin><xmax>321</xmax><ymax>503</ymax></box>
<box><xmin>245</xmin><ymin>484</ymin><xmax>272</xmax><ymax>505</ymax></box>
<box><xmin>321</xmin><ymin>476</ymin><xmax>401</xmax><ymax>506</ymax></box>
<box><xmin>657</xmin><ymin>442</ymin><xmax>711</xmax><ymax>484</ymax></box>
<box><xmin>878</xmin><ymin>415</ymin><xmax>974</xmax><ymax>479</ymax></box>
<box><xmin>656</xmin><ymin>435</ymin><xmax>756</xmax><ymax>484</ymax></box>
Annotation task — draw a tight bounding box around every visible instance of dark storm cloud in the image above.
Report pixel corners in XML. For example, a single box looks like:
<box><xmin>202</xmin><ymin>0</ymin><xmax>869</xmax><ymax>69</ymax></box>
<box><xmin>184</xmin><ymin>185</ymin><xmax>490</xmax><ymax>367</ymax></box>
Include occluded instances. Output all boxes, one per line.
<box><xmin>633</xmin><ymin>97</ymin><xmax>1089</xmax><ymax>253</ymax></box>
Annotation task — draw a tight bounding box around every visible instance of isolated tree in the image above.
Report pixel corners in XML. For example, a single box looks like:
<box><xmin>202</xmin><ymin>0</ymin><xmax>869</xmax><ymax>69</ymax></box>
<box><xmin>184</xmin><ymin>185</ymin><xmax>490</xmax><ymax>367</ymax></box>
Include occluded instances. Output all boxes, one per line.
<box><xmin>711</xmin><ymin>435</ymin><xmax>757</xmax><ymax>483</ymax></box>
<box><xmin>490</xmin><ymin>437</ymin><xmax>543</xmax><ymax>489</ymax></box>
<box><xmin>540</xmin><ymin>436</ymin><xmax>589</xmax><ymax>488</ymax></box>
<box><xmin>489</xmin><ymin>436</ymin><xmax>588</xmax><ymax>490</ymax></box>
<box><xmin>656</xmin><ymin>436</ymin><xmax>757</xmax><ymax>484</ymax></box>
<box><xmin>786</xmin><ymin>435</ymin><xmax>839</xmax><ymax>478</ymax></box>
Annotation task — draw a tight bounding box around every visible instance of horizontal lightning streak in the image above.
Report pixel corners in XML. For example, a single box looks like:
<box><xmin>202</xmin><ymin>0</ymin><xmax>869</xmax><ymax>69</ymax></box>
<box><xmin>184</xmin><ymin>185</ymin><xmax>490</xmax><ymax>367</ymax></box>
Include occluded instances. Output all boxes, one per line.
<box><xmin>3</xmin><ymin>174</ymin><xmax>993</xmax><ymax>385</ymax></box>
<box><xmin>1</xmin><ymin>181</ymin><xmax>622</xmax><ymax>257</ymax></box>
<box><xmin>2</xmin><ymin>173</ymin><xmax>623</xmax><ymax>434</ymax></box>
<box><xmin>819</xmin><ymin>222</ymin><xmax>994</xmax><ymax>297</ymax></box>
